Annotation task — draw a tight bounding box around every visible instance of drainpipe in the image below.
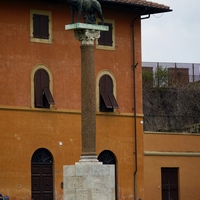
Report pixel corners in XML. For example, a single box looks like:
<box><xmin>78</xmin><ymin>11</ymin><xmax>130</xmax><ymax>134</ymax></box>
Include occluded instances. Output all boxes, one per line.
<box><xmin>131</xmin><ymin>10</ymin><xmax>150</xmax><ymax>200</ymax></box>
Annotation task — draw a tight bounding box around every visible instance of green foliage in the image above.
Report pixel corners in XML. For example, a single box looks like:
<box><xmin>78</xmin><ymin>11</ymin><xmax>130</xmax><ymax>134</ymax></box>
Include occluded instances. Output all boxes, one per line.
<box><xmin>142</xmin><ymin>70</ymin><xmax>153</xmax><ymax>87</ymax></box>
<box><xmin>142</xmin><ymin>65</ymin><xmax>168</xmax><ymax>88</ymax></box>
<box><xmin>154</xmin><ymin>65</ymin><xmax>168</xmax><ymax>88</ymax></box>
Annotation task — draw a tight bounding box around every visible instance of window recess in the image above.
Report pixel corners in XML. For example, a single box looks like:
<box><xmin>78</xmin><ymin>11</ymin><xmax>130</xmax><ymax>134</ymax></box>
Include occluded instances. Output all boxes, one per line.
<box><xmin>34</xmin><ymin>69</ymin><xmax>54</xmax><ymax>108</ymax></box>
<box><xmin>30</xmin><ymin>10</ymin><xmax>52</xmax><ymax>44</ymax></box>
<box><xmin>100</xmin><ymin>92</ymin><xmax>118</xmax><ymax>109</ymax></box>
<box><xmin>98</xmin><ymin>22</ymin><xmax>113</xmax><ymax>46</ymax></box>
<box><xmin>43</xmin><ymin>88</ymin><xmax>55</xmax><ymax>105</ymax></box>
<box><xmin>33</xmin><ymin>14</ymin><xmax>49</xmax><ymax>39</ymax></box>
<box><xmin>99</xmin><ymin>74</ymin><xmax>118</xmax><ymax>112</ymax></box>
<box><xmin>96</xmin><ymin>20</ymin><xmax>115</xmax><ymax>50</ymax></box>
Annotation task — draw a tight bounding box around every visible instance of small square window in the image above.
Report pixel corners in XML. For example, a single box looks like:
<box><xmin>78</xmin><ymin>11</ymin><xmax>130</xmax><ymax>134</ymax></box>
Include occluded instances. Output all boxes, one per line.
<box><xmin>33</xmin><ymin>14</ymin><xmax>49</xmax><ymax>39</ymax></box>
<box><xmin>98</xmin><ymin>23</ymin><xmax>113</xmax><ymax>46</ymax></box>
<box><xmin>96</xmin><ymin>20</ymin><xmax>115</xmax><ymax>50</ymax></box>
<box><xmin>30</xmin><ymin>10</ymin><xmax>52</xmax><ymax>44</ymax></box>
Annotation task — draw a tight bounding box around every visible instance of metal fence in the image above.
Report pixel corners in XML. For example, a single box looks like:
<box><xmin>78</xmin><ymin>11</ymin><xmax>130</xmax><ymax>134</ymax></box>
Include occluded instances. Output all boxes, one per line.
<box><xmin>142</xmin><ymin>62</ymin><xmax>200</xmax><ymax>88</ymax></box>
<box><xmin>142</xmin><ymin>62</ymin><xmax>200</xmax><ymax>77</ymax></box>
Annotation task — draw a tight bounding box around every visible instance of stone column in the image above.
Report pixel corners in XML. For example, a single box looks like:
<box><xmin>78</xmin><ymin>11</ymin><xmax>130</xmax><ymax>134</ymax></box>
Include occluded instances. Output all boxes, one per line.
<box><xmin>65</xmin><ymin>23</ymin><xmax>108</xmax><ymax>160</ymax></box>
<box><xmin>64</xmin><ymin>24</ymin><xmax>115</xmax><ymax>200</ymax></box>
<box><xmin>74</xmin><ymin>29</ymin><xmax>100</xmax><ymax>159</ymax></box>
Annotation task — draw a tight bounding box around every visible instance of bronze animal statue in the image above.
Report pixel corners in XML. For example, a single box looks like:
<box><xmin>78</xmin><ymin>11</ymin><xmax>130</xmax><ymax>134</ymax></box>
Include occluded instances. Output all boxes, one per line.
<box><xmin>67</xmin><ymin>0</ymin><xmax>104</xmax><ymax>24</ymax></box>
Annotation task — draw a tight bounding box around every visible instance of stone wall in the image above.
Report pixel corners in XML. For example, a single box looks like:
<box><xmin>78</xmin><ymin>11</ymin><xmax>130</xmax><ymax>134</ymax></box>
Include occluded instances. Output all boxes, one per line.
<box><xmin>143</xmin><ymin>84</ymin><xmax>200</xmax><ymax>132</ymax></box>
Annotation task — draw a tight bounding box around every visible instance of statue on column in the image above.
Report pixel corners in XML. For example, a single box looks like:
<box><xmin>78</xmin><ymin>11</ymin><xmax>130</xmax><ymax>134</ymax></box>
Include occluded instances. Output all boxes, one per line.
<box><xmin>67</xmin><ymin>0</ymin><xmax>104</xmax><ymax>24</ymax></box>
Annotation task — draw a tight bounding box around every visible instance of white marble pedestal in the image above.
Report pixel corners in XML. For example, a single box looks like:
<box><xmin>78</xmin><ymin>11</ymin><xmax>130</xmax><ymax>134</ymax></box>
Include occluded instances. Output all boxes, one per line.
<box><xmin>63</xmin><ymin>157</ymin><xmax>115</xmax><ymax>200</ymax></box>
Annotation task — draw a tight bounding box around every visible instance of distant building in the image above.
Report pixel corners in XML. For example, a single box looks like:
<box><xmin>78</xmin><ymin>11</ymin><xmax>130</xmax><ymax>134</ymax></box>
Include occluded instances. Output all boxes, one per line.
<box><xmin>142</xmin><ymin>61</ymin><xmax>200</xmax><ymax>86</ymax></box>
<box><xmin>168</xmin><ymin>67</ymin><xmax>189</xmax><ymax>86</ymax></box>
<box><xmin>142</xmin><ymin>66</ymin><xmax>154</xmax><ymax>87</ymax></box>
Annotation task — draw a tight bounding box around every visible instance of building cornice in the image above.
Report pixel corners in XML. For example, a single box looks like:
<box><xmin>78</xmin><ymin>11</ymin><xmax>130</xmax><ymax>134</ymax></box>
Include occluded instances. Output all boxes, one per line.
<box><xmin>0</xmin><ymin>106</ymin><xmax>143</xmax><ymax>118</ymax></box>
<box><xmin>144</xmin><ymin>151</ymin><xmax>200</xmax><ymax>157</ymax></box>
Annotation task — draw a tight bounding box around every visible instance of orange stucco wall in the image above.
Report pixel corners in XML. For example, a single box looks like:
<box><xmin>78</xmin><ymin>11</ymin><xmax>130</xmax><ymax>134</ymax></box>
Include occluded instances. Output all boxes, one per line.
<box><xmin>144</xmin><ymin>132</ymin><xmax>200</xmax><ymax>200</ymax></box>
<box><xmin>0</xmin><ymin>0</ymin><xmax>144</xmax><ymax>199</ymax></box>
<box><xmin>0</xmin><ymin>0</ymin><xmax>143</xmax><ymax>114</ymax></box>
<box><xmin>0</xmin><ymin>109</ymin><xmax>144</xmax><ymax>199</ymax></box>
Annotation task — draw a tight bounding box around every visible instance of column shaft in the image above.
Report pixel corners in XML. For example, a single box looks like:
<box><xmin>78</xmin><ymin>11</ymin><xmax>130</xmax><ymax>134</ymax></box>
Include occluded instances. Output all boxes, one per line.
<box><xmin>81</xmin><ymin>44</ymin><xmax>96</xmax><ymax>156</ymax></box>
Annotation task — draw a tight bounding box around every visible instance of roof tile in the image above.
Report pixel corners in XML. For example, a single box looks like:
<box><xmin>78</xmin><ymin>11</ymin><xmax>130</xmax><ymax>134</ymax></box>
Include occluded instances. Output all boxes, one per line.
<box><xmin>100</xmin><ymin>0</ymin><xmax>171</xmax><ymax>12</ymax></box>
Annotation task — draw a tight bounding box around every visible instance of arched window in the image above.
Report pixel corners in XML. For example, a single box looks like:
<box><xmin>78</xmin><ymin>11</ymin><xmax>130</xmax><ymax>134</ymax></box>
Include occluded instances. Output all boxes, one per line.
<box><xmin>99</xmin><ymin>74</ymin><xmax>118</xmax><ymax>112</ymax></box>
<box><xmin>31</xmin><ymin>148</ymin><xmax>53</xmax><ymax>164</ymax></box>
<box><xmin>98</xmin><ymin>149</ymin><xmax>116</xmax><ymax>165</ymax></box>
<box><xmin>34</xmin><ymin>69</ymin><xmax>54</xmax><ymax>108</ymax></box>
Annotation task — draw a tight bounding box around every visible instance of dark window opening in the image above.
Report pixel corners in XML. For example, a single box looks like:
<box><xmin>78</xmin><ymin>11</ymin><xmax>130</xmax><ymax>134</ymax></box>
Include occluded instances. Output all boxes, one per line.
<box><xmin>98</xmin><ymin>22</ymin><xmax>113</xmax><ymax>46</ymax></box>
<box><xmin>98</xmin><ymin>150</ymin><xmax>116</xmax><ymax>165</ymax></box>
<box><xmin>34</xmin><ymin>69</ymin><xmax>55</xmax><ymax>108</ymax></box>
<box><xmin>99</xmin><ymin>74</ymin><xmax>118</xmax><ymax>112</ymax></box>
<box><xmin>43</xmin><ymin>88</ymin><xmax>55</xmax><ymax>105</ymax></box>
<box><xmin>33</xmin><ymin>14</ymin><xmax>49</xmax><ymax>39</ymax></box>
<box><xmin>31</xmin><ymin>148</ymin><xmax>53</xmax><ymax>164</ymax></box>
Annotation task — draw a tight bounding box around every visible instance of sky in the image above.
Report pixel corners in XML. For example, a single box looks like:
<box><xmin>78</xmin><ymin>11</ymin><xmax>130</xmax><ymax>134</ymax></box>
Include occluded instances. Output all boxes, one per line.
<box><xmin>141</xmin><ymin>0</ymin><xmax>200</xmax><ymax>63</ymax></box>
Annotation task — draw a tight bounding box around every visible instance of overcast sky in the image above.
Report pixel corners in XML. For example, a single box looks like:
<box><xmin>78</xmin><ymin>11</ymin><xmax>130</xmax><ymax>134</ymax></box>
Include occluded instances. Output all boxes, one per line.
<box><xmin>141</xmin><ymin>0</ymin><xmax>200</xmax><ymax>63</ymax></box>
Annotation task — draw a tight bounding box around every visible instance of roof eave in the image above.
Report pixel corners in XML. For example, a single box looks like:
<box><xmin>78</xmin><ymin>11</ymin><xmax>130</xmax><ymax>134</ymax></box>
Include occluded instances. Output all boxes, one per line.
<box><xmin>141</xmin><ymin>7</ymin><xmax>173</xmax><ymax>15</ymax></box>
<box><xmin>100</xmin><ymin>0</ymin><xmax>172</xmax><ymax>15</ymax></box>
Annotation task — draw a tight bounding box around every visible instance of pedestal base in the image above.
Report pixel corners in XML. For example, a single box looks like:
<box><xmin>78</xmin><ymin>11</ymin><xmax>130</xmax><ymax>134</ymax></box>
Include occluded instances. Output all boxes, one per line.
<box><xmin>63</xmin><ymin>156</ymin><xmax>115</xmax><ymax>200</ymax></box>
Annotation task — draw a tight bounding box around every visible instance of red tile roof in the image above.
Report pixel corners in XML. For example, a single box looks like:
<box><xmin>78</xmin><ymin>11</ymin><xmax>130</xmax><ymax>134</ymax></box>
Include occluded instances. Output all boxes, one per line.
<box><xmin>100</xmin><ymin>0</ymin><xmax>172</xmax><ymax>14</ymax></box>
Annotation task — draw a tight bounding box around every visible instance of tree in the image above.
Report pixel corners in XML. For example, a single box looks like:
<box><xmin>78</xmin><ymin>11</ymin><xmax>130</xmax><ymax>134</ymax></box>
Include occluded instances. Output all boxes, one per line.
<box><xmin>154</xmin><ymin>65</ymin><xmax>168</xmax><ymax>88</ymax></box>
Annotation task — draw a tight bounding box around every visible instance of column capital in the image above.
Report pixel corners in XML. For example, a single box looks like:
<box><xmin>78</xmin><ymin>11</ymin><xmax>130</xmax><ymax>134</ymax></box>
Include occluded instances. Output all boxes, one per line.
<box><xmin>65</xmin><ymin>23</ymin><xmax>108</xmax><ymax>45</ymax></box>
<box><xmin>74</xmin><ymin>29</ymin><xmax>100</xmax><ymax>45</ymax></box>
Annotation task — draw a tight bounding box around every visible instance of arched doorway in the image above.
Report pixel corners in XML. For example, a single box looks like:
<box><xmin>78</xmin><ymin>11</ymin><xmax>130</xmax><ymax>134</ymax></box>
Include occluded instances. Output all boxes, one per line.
<box><xmin>31</xmin><ymin>148</ymin><xmax>53</xmax><ymax>200</ymax></box>
<box><xmin>98</xmin><ymin>150</ymin><xmax>117</xmax><ymax>199</ymax></box>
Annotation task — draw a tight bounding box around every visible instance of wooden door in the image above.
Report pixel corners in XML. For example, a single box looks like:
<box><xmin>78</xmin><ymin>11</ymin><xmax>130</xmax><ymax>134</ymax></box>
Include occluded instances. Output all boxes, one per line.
<box><xmin>161</xmin><ymin>168</ymin><xmax>178</xmax><ymax>200</ymax></box>
<box><xmin>31</xmin><ymin>164</ymin><xmax>53</xmax><ymax>200</ymax></box>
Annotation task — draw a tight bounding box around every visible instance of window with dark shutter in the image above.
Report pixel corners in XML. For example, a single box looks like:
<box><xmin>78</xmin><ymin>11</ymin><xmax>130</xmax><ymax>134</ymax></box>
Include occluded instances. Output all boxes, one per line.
<box><xmin>108</xmin><ymin>92</ymin><xmax>118</xmax><ymax>108</ymax></box>
<box><xmin>33</xmin><ymin>14</ymin><xmax>49</xmax><ymax>39</ymax></box>
<box><xmin>99</xmin><ymin>75</ymin><xmax>119</xmax><ymax>112</ymax></box>
<box><xmin>35</xmin><ymin>69</ymin><xmax>43</xmax><ymax>107</ymax></box>
<box><xmin>34</xmin><ymin>69</ymin><xmax>54</xmax><ymax>108</ymax></box>
<box><xmin>43</xmin><ymin>88</ymin><xmax>55</xmax><ymax>105</ymax></box>
<box><xmin>100</xmin><ymin>92</ymin><xmax>112</xmax><ymax>108</ymax></box>
<box><xmin>98</xmin><ymin>22</ymin><xmax>113</xmax><ymax>46</ymax></box>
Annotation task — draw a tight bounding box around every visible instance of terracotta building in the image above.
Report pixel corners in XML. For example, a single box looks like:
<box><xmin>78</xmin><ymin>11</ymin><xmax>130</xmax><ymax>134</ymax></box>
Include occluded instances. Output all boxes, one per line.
<box><xmin>0</xmin><ymin>0</ymin><xmax>171</xmax><ymax>199</ymax></box>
